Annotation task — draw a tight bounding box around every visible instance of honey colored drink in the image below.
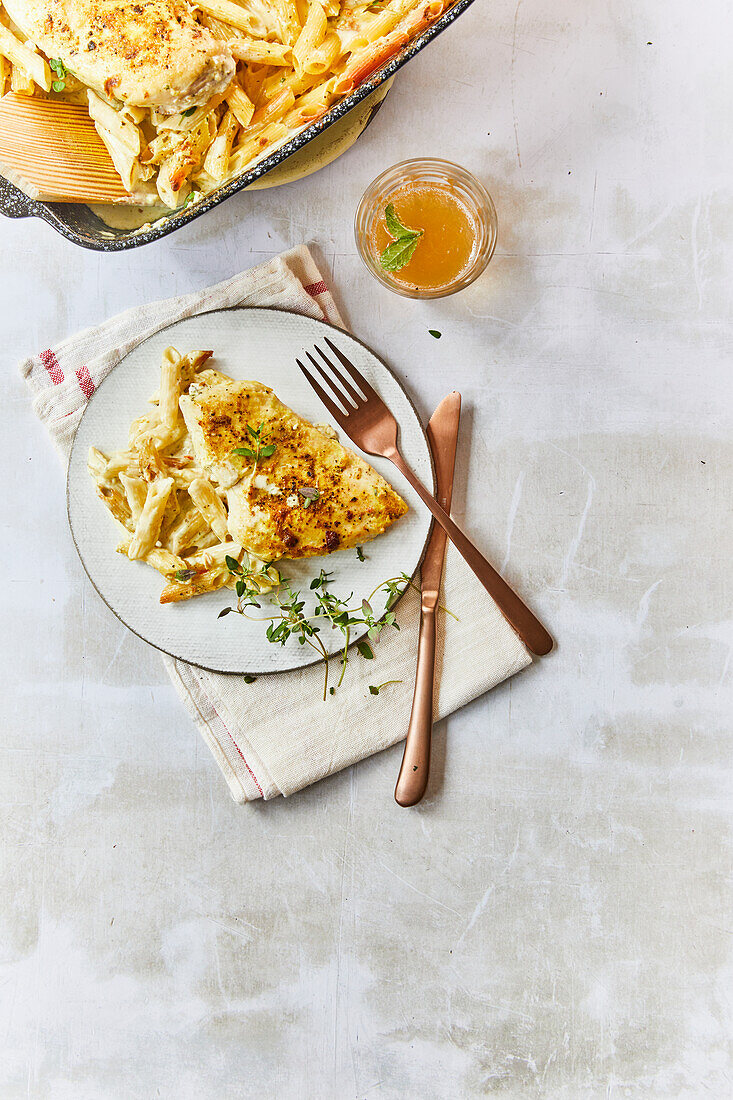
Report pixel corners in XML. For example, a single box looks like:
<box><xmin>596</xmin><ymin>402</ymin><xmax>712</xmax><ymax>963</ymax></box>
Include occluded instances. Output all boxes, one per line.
<box><xmin>370</xmin><ymin>184</ymin><xmax>477</xmax><ymax>292</ymax></box>
<box><xmin>356</xmin><ymin>160</ymin><xmax>497</xmax><ymax>299</ymax></box>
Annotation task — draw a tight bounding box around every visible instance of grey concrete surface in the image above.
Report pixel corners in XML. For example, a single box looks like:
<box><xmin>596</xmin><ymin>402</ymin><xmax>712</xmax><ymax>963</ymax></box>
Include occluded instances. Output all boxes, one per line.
<box><xmin>2</xmin><ymin>0</ymin><xmax>731</xmax><ymax>1095</ymax></box>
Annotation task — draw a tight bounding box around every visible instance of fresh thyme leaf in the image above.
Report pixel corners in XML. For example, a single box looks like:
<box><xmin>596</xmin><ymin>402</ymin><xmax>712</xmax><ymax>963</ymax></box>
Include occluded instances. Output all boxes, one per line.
<box><xmin>235</xmin><ymin>579</ymin><xmax>245</xmax><ymax>597</ymax></box>
<box><xmin>362</xmin><ymin>599</ymin><xmax>373</xmax><ymax>617</ymax></box>
<box><xmin>243</xmin><ymin>674</ymin><xmax>257</xmax><ymax>683</ymax></box>
<box><xmin>369</xmin><ymin>680</ymin><xmax>402</xmax><ymax>695</ymax></box>
<box><xmin>52</xmin><ymin>79</ymin><xmax>66</xmax><ymax>92</ymax></box>
<box><xmin>357</xmin><ymin>640</ymin><xmax>374</xmax><ymax>659</ymax></box>
<box><xmin>231</xmin><ymin>446</ymin><xmax>255</xmax><ymax>458</ymax></box>
<box><xmin>380</xmin><ymin>235</ymin><xmax>422</xmax><ymax>273</ymax></box>
<box><xmin>225</xmin><ymin>555</ymin><xmax>243</xmax><ymax>575</ymax></box>
<box><xmin>218</xmin><ymin>607</ymin><xmax>232</xmax><ymax>618</ymax></box>
<box><xmin>429</xmin><ymin>329</ymin><xmax>442</xmax><ymax>339</ymax></box>
<box><xmin>182</xmin><ymin>190</ymin><xmax>201</xmax><ymax>209</ymax></box>
<box><xmin>299</xmin><ymin>486</ymin><xmax>319</xmax><ymax>500</ymax></box>
<box><xmin>259</xmin><ymin>443</ymin><xmax>276</xmax><ymax>458</ymax></box>
<box><xmin>181</xmin><ymin>106</ymin><xmax>197</xmax><ymax>118</ymax></box>
<box><xmin>355</xmin><ymin>546</ymin><xmax>365</xmax><ymax>561</ymax></box>
<box><xmin>174</xmin><ymin>568</ymin><xmax>196</xmax><ymax>582</ymax></box>
<box><xmin>329</xmin><ymin>686</ymin><xmax>335</xmax><ymax>695</ymax></box>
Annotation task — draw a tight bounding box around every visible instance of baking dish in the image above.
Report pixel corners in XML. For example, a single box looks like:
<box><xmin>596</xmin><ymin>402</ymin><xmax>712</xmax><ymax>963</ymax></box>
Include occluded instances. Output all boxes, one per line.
<box><xmin>0</xmin><ymin>0</ymin><xmax>477</xmax><ymax>252</ymax></box>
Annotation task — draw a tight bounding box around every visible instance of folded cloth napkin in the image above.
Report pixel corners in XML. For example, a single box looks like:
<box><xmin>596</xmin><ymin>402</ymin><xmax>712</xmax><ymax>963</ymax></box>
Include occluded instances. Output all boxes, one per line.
<box><xmin>21</xmin><ymin>245</ymin><xmax>532</xmax><ymax>802</ymax></box>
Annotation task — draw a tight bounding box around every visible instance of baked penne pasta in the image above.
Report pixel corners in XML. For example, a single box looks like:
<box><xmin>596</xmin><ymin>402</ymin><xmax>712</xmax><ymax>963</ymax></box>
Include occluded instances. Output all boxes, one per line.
<box><xmin>6</xmin><ymin>0</ymin><xmax>456</xmax><ymax>204</ymax></box>
<box><xmin>89</xmin><ymin>346</ymin><xmax>287</xmax><ymax>604</ymax></box>
<box><xmin>128</xmin><ymin>477</ymin><xmax>175</xmax><ymax>559</ymax></box>
<box><xmin>292</xmin><ymin>1</ymin><xmax>328</xmax><ymax>75</ymax></box>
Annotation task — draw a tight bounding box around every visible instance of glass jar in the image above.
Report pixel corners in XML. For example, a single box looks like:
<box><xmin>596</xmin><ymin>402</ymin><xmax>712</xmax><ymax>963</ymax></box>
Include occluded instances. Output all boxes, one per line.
<box><xmin>354</xmin><ymin>158</ymin><xmax>498</xmax><ymax>299</ymax></box>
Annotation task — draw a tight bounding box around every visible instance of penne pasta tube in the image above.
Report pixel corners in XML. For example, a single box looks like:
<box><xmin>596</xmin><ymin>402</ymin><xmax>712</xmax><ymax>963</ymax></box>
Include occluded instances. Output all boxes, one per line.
<box><xmin>96</xmin><ymin>483</ymin><xmax>133</xmax><ymax>530</ymax></box>
<box><xmin>304</xmin><ymin>31</ymin><xmax>341</xmax><ymax>74</ymax></box>
<box><xmin>119</xmin><ymin>473</ymin><xmax>148</xmax><ymax>524</ymax></box>
<box><xmin>93</xmin><ymin>123</ymin><xmax>140</xmax><ymax>192</ymax></box>
<box><xmin>137</xmin><ymin>436</ymin><xmax>168</xmax><ymax>482</ymax></box>
<box><xmin>87</xmin><ymin>91</ymin><xmax>141</xmax><ymax>155</ymax></box>
<box><xmin>159</xmin><ymin>567</ymin><xmax>228</xmax><ymax>604</ymax></box>
<box><xmin>246</xmin><ymin>87</ymin><xmax>295</xmax><ymax>131</ymax></box>
<box><xmin>87</xmin><ymin>446</ymin><xmax>108</xmax><ymax>481</ymax></box>
<box><xmin>0</xmin><ymin>25</ymin><xmax>51</xmax><ymax>91</ymax></box>
<box><xmin>229</xmin><ymin>36</ymin><xmax>293</xmax><ymax>65</ymax></box>
<box><xmin>128</xmin><ymin>477</ymin><xmax>174</xmax><ymax>559</ymax></box>
<box><xmin>226</xmin><ymin>83</ymin><xmax>256</xmax><ymax>129</ymax></box>
<box><xmin>203</xmin><ymin>109</ymin><xmax>240</xmax><ymax>181</ymax></box>
<box><xmin>185</xmin><ymin>540</ymin><xmax>243</xmax><ymax>568</ymax></box>
<box><xmin>292</xmin><ymin>1</ymin><xmax>327</xmax><ymax>74</ymax></box>
<box><xmin>196</xmin><ymin>0</ymin><xmax>271</xmax><ymax>35</ymax></box>
<box><xmin>159</xmin><ymin>347</ymin><xmax>183</xmax><ymax>429</ymax></box>
<box><xmin>273</xmin><ymin>0</ymin><xmax>302</xmax><ymax>45</ymax></box>
<box><xmin>229</xmin><ymin>123</ymin><xmax>288</xmax><ymax>174</ymax></box>
<box><xmin>188</xmin><ymin>477</ymin><xmax>230</xmax><ymax>542</ymax></box>
<box><xmin>241</xmin><ymin>63</ymin><xmax>271</xmax><ymax>107</ymax></box>
<box><xmin>116</xmin><ymin>538</ymin><xmax>187</xmax><ymax>577</ymax></box>
<box><xmin>10</xmin><ymin>62</ymin><xmax>35</xmax><ymax>95</ymax></box>
<box><xmin>166</xmin><ymin>503</ymin><xmax>210</xmax><ymax>555</ymax></box>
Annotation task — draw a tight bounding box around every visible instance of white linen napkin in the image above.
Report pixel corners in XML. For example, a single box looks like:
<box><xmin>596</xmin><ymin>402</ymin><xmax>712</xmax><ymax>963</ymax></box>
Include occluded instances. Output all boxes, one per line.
<box><xmin>21</xmin><ymin>245</ymin><xmax>532</xmax><ymax>802</ymax></box>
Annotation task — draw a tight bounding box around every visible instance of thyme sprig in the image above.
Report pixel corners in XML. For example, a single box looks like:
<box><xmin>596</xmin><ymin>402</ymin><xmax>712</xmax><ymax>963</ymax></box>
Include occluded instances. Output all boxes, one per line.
<box><xmin>220</xmin><ymin>562</ymin><xmax>414</xmax><ymax>699</ymax></box>
<box><xmin>231</xmin><ymin>422</ymin><xmax>276</xmax><ymax>465</ymax></box>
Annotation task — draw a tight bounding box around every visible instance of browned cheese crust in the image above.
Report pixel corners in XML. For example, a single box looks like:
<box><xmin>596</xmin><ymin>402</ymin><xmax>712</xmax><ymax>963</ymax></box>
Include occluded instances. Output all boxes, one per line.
<box><xmin>179</xmin><ymin>379</ymin><xmax>408</xmax><ymax>561</ymax></box>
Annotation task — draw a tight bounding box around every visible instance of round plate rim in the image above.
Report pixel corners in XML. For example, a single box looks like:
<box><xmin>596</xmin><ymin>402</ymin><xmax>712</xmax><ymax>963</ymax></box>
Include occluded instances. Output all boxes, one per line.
<box><xmin>66</xmin><ymin>305</ymin><xmax>436</xmax><ymax>675</ymax></box>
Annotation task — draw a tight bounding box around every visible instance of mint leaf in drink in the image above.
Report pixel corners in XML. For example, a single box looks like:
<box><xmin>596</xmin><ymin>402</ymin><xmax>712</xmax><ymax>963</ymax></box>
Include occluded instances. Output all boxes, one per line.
<box><xmin>380</xmin><ymin>203</ymin><xmax>424</xmax><ymax>273</ymax></box>
<box><xmin>384</xmin><ymin>202</ymin><xmax>420</xmax><ymax>240</ymax></box>
<box><xmin>380</xmin><ymin>235</ymin><xmax>422</xmax><ymax>273</ymax></box>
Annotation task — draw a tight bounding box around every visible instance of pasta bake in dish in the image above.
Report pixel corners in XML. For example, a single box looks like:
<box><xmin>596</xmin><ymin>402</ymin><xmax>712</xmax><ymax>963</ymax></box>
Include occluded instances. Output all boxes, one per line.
<box><xmin>0</xmin><ymin>0</ymin><xmax>454</xmax><ymax>207</ymax></box>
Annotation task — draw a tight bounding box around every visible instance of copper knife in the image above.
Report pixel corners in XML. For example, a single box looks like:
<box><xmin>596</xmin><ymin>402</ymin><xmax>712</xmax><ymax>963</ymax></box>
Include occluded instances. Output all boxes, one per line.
<box><xmin>395</xmin><ymin>392</ymin><xmax>462</xmax><ymax>807</ymax></box>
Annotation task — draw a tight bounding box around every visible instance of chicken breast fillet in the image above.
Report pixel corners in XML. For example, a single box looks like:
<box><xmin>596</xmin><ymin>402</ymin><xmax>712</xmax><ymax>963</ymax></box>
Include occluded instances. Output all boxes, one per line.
<box><xmin>3</xmin><ymin>0</ymin><xmax>235</xmax><ymax>113</ymax></box>
<box><xmin>179</xmin><ymin>380</ymin><xmax>408</xmax><ymax>561</ymax></box>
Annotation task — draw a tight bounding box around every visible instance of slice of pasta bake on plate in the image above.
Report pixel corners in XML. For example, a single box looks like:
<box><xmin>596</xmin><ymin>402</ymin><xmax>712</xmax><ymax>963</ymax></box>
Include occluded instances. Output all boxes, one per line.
<box><xmin>88</xmin><ymin>346</ymin><xmax>407</xmax><ymax>605</ymax></box>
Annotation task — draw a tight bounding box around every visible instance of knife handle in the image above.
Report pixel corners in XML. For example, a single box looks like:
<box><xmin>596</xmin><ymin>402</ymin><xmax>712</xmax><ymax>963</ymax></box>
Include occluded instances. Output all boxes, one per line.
<box><xmin>395</xmin><ymin>604</ymin><xmax>437</xmax><ymax>806</ymax></box>
<box><xmin>387</xmin><ymin>449</ymin><xmax>553</xmax><ymax>656</ymax></box>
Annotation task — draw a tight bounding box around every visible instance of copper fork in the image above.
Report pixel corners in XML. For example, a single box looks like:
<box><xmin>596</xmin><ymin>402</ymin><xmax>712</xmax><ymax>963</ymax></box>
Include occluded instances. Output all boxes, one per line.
<box><xmin>296</xmin><ymin>337</ymin><xmax>553</xmax><ymax>656</ymax></box>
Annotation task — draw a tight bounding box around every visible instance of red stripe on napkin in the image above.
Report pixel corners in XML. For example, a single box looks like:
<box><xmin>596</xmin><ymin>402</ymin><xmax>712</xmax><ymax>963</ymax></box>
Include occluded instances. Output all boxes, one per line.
<box><xmin>39</xmin><ymin>349</ymin><xmax>64</xmax><ymax>385</ymax></box>
<box><xmin>304</xmin><ymin>280</ymin><xmax>329</xmax><ymax>298</ymax></box>
<box><xmin>209</xmin><ymin>698</ymin><xmax>264</xmax><ymax>798</ymax></box>
<box><xmin>75</xmin><ymin>365</ymin><xmax>95</xmax><ymax>399</ymax></box>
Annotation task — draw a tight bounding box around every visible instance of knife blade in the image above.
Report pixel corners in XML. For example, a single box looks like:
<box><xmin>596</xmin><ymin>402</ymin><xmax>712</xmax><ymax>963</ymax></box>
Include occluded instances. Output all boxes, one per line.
<box><xmin>394</xmin><ymin>391</ymin><xmax>461</xmax><ymax>806</ymax></box>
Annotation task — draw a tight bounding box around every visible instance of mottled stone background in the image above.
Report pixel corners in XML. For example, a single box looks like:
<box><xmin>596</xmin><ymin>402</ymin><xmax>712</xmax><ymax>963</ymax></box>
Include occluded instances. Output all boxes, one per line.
<box><xmin>2</xmin><ymin>0</ymin><xmax>731</xmax><ymax>1096</ymax></box>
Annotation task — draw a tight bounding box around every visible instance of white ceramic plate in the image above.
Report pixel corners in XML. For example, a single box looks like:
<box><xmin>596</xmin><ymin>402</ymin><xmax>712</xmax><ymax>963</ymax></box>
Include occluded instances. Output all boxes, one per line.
<box><xmin>67</xmin><ymin>307</ymin><xmax>434</xmax><ymax>673</ymax></box>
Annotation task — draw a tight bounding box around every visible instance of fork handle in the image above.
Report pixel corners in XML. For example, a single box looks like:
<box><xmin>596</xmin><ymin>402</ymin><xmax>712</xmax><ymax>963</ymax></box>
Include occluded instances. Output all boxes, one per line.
<box><xmin>394</xmin><ymin>603</ymin><xmax>436</xmax><ymax>806</ymax></box>
<box><xmin>388</xmin><ymin>451</ymin><xmax>553</xmax><ymax>656</ymax></box>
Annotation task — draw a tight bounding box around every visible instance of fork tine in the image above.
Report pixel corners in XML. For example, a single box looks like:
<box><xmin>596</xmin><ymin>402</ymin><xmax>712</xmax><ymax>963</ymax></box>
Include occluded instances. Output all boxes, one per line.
<box><xmin>296</xmin><ymin>358</ymin><xmax>349</xmax><ymax>425</ymax></box>
<box><xmin>313</xmin><ymin>345</ymin><xmax>363</xmax><ymax>405</ymax></box>
<box><xmin>306</xmin><ymin>351</ymin><xmax>358</xmax><ymax>410</ymax></box>
<box><xmin>323</xmin><ymin>336</ymin><xmax>380</xmax><ymax>402</ymax></box>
